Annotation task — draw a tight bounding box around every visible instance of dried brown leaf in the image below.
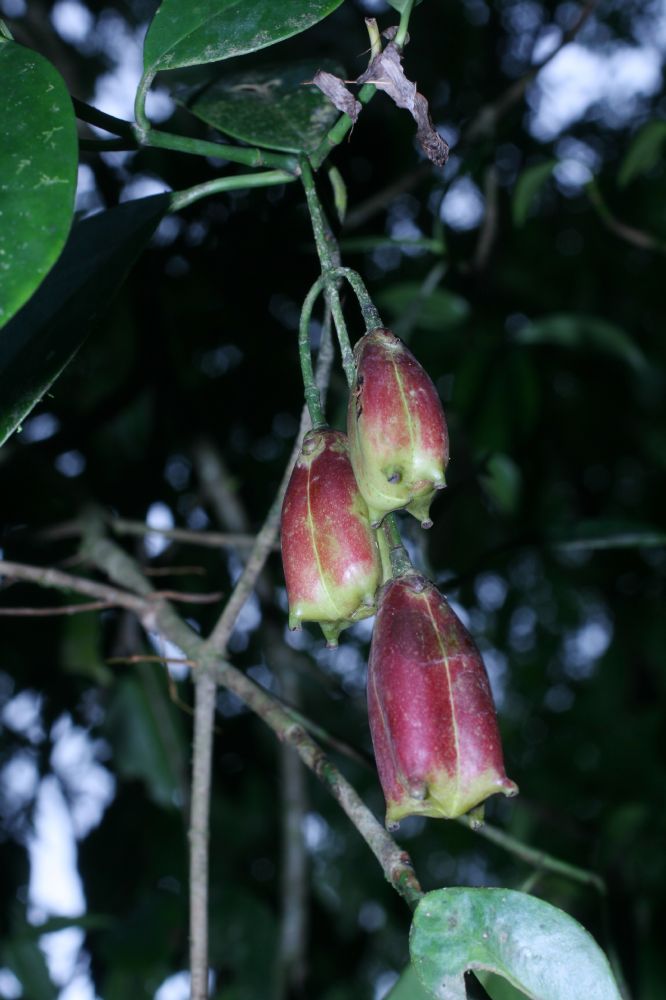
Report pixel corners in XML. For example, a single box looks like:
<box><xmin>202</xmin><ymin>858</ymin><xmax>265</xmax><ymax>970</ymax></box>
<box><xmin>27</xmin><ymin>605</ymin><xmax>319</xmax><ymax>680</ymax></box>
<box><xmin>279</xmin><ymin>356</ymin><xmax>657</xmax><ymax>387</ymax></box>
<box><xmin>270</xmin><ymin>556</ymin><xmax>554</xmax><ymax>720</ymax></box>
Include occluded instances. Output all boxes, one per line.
<box><xmin>358</xmin><ymin>43</ymin><xmax>448</xmax><ymax>167</ymax></box>
<box><xmin>312</xmin><ymin>70</ymin><xmax>362</xmax><ymax>123</ymax></box>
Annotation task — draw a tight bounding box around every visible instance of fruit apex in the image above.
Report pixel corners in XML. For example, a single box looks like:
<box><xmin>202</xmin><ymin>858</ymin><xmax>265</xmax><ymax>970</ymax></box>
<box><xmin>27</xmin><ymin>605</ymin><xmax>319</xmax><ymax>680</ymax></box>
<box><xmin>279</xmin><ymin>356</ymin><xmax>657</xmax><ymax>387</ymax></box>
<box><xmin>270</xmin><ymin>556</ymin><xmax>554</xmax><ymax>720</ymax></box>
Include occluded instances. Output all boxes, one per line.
<box><xmin>348</xmin><ymin>328</ymin><xmax>449</xmax><ymax>528</ymax></box>
<box><xmin>281</xmin><ymin>429</ymin><xmax>381</xmax><ymax>647</ymax></box>
<box><xmin>367</xmin><ymin>573</ymin><xmax>517</xmax><ymax>825</ymax></box>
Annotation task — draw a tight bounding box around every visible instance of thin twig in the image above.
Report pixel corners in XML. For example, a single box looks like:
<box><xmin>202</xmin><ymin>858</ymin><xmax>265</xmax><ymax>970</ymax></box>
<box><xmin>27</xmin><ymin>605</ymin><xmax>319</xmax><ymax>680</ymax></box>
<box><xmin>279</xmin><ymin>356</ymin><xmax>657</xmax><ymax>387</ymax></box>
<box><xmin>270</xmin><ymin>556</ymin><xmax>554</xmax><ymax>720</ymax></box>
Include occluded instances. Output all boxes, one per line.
<box><xmin>106</xmin><ymin>654</ymin><xmax>199</xmax><ymax>669</ymax></box>
<box><xmin>275</xmin><ymin>668</ymin><xmax>309</xmax><ymax>999</ymax></box>
<box><xmin>472</xmin><ymin>165</ymin><xmax>499</xmax><ymax>271</ymax></box>
<box><xmin>586</xmin><ymin>181</ymin><xmax>666</xmax><ymax>254</ymax></box>
<box><xmin>190</xmin><ymin>671</ymin><xmax>217</xmax><ymax>1000</ymax></box>
<box><xmin>111</xmin><ymin>517</ymin><xmax>272</xmax><ymax>551</ymax></box>
<box><xmin>149</xmin><ymin>590</ymin><xmax>223</xmax><ymax>605</ymax></box>
<box><xmin>464</xmin><ymin>0</ymin><xmax>599</xmax><ymax>142</ymax></box>
<box><xmin>0</xmin><ymin>559</ymin><xmax>147</xmax><ymax>616</ymax></box>
<box><xmin>0</xmin><ymin>600</ymin><xmax>112</xmax><ymax>617</ymax></box>
<box><xmin>80</xmin><ymin>525</ymin><xmax>424</xmax><ymax>910</ymax></box>
<box><xmin>458</xmin><ymin>816</ymin><xmax>606</xmax><ymax>894</ymax></box>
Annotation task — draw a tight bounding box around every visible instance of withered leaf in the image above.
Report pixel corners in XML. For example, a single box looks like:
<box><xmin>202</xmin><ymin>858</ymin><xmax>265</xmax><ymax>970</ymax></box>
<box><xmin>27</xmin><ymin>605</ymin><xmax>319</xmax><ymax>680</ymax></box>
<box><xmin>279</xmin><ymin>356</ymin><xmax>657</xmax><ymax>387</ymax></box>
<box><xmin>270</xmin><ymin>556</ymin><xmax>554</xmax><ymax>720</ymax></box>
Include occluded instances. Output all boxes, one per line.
<box><xmin>357</xmin><ymin>43</ymin><xmax>448</xmax><ymax>167</ymax></box>
<box><xmin>312</xmin><ymin>70</ymin><xmax>362</xmax><ymax>123</ymax></box>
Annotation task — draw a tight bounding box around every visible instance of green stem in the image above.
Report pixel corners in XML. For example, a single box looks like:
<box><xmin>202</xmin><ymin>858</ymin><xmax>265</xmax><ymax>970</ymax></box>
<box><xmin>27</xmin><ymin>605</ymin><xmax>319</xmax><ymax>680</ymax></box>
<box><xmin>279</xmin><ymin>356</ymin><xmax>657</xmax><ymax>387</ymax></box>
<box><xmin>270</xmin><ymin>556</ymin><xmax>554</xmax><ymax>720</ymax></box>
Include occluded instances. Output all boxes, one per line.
<box><xmin>140</xmin><ymin>127</ymin><xmax>298</xmax><ymax>172</ymax></box>
<box><xmin>72</xmin><ymin>97</ymin><xmax>134</xmax><ymax>138</ymax></box>
<box><xmin>169</xmin><ymin>171</ymin><xmax>296</xmax><ymax>212</ymax></box>
<box><xmin>395</xmin><ymin>0</ymin><xmax>416</xmax><ymax>49</ymax></box>
<box><xmin>309</xmin><ymin>82</ymin><xmax>376</xmax><ymax>170</ymax></box>
<box><xmin>334</xmin><ymin>267</ymin><xmax>382</xmax><ymax>331</ymax></box>
<box><xmin>459</xmin><ymin>817</ymin><xmax>607</xmax><ymax>895</ymax></box>
<box><xmin>134</xmin><ymin>70</ymin><xmax>155</xmax><ymax>137</ymax></box>
<box><xmin>298</xmin><ymin>278</ymin><xmax>328</xmax><ymax>428</ymax></box>
<box><xmin>327</xmin><ymin>285</ymin><xmax>356</xmax><ymax>388</ymax></box>
<box><xmin>382</xmin><ymin>516</ymin><xmax>413</xmax><ymax>577</ymax></box>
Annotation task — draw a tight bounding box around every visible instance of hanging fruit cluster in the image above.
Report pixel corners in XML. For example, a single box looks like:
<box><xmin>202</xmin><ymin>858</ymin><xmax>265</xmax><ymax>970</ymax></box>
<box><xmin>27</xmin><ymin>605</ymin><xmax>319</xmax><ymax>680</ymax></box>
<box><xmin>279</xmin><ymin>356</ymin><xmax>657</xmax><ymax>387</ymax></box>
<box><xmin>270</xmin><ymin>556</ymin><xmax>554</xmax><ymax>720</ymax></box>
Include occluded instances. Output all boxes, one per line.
<box><xmin>281</xmin><ymin>325</ymin><xmax>517</xmax><ymax>826</ymax></box>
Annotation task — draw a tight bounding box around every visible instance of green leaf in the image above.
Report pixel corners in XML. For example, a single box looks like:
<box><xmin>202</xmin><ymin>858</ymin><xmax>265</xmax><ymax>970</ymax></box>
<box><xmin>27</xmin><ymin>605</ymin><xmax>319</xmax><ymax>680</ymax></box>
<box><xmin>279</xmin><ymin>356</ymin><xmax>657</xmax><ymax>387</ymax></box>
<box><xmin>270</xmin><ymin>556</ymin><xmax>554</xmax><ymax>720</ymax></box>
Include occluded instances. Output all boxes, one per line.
<box><xmin>143</xmin><ymin>0</ymin><xmax>345</xmax><ymax>74</ymax></box>
<box><xmin>512</xmin><ymin>161</ymin><xmax>557</xmax><ymax>227</ymax></box>
<box><xmin>618</xmin><ymin>121</ymin><xmax>666</xmax><ymax>188</ymax></box>
<box><xmin>0</xmin><ymin>41</ymin><xmax>77</xmax><ymax>329</ymax></box>
<box><xmin>105</xmin><ymin>663</ymin><xmax>187</xmax><ymax>810</ymax></box>
<box><xmin>386</xmin><ymin>964</ymin><xmax>434</xmax><ymax>999</ymax></box>
<box><xmin>479</xmin><ymin>453</ymin><xmax>522</xmax><ymax>515</ymax></box>
<box><xmin>514</xmin><ymin>313</ymin><xmax>647</xmax><ymax>373</ymax></box>
<box><xmin>178</xmin><ymin>59</ymin><xmax>343</xmax><ymax>154</ymax></box>
<box><xmin>2</xmin><ymin>936</ymin><xmax>57</xmax><ymax>1000</ymax></box>
<box><xmin>376</xmin><ymin>283</ymin><xmax>470</xmax><ymax>333</ymax></box>
<box><xmin>410</xmin><ymin>888</ymin><xmax>622</xmax><ymax>1000</ymax></box>
<box><xmin>0</xmin><ymin>194</ymin><xmax>169</xmax><ymax>447</ymax></box>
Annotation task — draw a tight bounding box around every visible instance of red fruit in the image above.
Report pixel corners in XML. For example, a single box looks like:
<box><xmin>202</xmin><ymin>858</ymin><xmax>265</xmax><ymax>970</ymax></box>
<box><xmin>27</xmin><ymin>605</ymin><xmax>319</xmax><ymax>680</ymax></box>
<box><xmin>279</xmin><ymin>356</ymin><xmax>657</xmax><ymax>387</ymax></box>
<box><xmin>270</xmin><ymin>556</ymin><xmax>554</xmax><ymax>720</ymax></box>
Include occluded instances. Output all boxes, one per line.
<box><xmin>281</xmin><ymin>429</ymin><xmax>381</xmax><ymax>647</ymax></box>
<box><xmin>368</xmin><ymin>573</ymin><xmax>517</xmax><ymax>826</ymax></box>
<box><xmin>348</xmin><ymin>328</ymin><xmax>449</xmax><ymax>528</ymax></box>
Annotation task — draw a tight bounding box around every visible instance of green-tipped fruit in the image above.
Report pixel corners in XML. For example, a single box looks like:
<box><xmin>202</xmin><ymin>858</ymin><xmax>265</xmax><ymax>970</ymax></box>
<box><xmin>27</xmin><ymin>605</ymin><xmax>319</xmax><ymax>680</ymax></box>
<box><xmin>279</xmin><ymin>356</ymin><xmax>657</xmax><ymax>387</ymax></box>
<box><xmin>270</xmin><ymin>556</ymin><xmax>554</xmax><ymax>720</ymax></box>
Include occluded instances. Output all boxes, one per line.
<box><xmin>281</xmin><ymin>429</ymin><xmax>381</xmax><ymax>647</ymax></box>
<box><xmin>367</xmin><ymin>573</ymin><xmax>518</xmax><ymax>826</ymax></box>
<box><xmin>348</xmin><ymin>328</ymin><xmax>449</xmax><ymax>527</ymax></box>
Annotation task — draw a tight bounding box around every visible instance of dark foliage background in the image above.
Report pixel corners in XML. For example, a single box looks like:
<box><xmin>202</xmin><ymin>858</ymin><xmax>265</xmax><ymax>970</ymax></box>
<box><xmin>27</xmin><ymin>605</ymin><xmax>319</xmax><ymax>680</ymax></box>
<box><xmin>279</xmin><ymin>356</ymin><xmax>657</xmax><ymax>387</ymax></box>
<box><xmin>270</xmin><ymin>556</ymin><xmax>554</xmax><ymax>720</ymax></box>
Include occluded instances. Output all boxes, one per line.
<box><xmin>1</xmin><ymin>0</ymin><xmax>665</xmax><ymax>998</ymax></box>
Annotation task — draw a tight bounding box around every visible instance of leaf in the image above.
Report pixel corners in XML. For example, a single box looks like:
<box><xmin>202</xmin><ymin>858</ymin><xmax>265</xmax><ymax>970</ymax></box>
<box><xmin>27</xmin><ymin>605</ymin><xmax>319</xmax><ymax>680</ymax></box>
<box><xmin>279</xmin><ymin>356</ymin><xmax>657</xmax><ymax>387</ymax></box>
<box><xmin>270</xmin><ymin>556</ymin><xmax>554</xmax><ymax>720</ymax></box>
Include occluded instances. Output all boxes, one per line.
<box><xmin>618</xmin><ymin>121</ymin><xmax>666</xmax><ymax>188</ymax></box>
<box><xmin>104</xmin><ymin>663</ymin><xmax>186</xmax><ymax>810</ymax></box>
<box><xmin>514</xmin><ymin>313</ymin><xmax>647</xmax><ymax>373</ymax></box>
<box><xmin>410</xmin><ymin>888</ymin><xmax>622</xmax><ymax>1000</ymax></box>
<box><xmin>357</xmin><ymin>43</ymin><xmax>448</xmax><ymax>166</ymax></box>
<box><xmin>377</xmin><ymin>283</ymin><xmax>470</xmax><ymax>332</ymax></box>
<box><xmin>549</xmin><ymin>519</ymin><xmax>666</xmax><ymax>552</ymax></box>
<box><xmin>179</xmin><ymin>59</ymin><xmax>344</xmax><ymax>154</ymax></box>
<box><xmin>386</xmin><ymin>964</ymin><xmax>434</xmax><ymax>999</ymax></box>
<box><xmin>0</xmin><ymin>41</ymin><xmax>77</xmax><ymax>329</ymax></box>
<box><xmin>2</xmin><ymin>936</ymin><xmax>58</xmax><ymax>1000</ymax></box>
<box><xmin>143</xmin><ymin>0</ymin><xmax>345</xmax><ymax>74</ymax></box>
<box><xmin>512</xmin><ymin>161</ymin><xmax>556</xmax><ymax>227</ymax></box>
<box><xmin>0</xmin><ymin>194</ymin><xmax>169</xmax><ymax>447</ymax></box>
<box><xmin>480</xmin><ymin>453</ymin><xmax>522</xmax><ymax>515</ymax></box>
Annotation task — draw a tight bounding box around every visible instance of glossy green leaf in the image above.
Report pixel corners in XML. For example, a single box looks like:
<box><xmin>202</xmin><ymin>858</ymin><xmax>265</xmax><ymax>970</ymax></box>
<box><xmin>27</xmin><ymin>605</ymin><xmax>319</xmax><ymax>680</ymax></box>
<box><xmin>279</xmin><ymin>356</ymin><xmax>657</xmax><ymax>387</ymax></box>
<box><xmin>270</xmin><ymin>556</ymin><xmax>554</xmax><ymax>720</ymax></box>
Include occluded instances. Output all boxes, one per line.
<box><xmin>143</xmin><ymin>0</ymin><xmax>345</xmax><ymax>74</ymax></box>
<box><xmin>410</xmin><ymin>888</ymin><xmax>622</xmax><ymax>1000</ymax></box>
<box><xmin>0</xmin><ymin>41</ymin><xmax>77</xmax><ymax>329</ymax></box>
<box><xmin>178</xmin><ymin>59</ymin><xmax>343</xmax><ymax>153</ymax></box>
<box><xmin>0</xmin><ymin>194</ymin><xmax>169</xmax><ymax>447</ymax></box>
<box><xmin>512</xmin><ymin>161</ymin><xmax>557</xmax><ymax>227</ymax></box>
<box><xmin>618</xmin><ymin>121</ymin><xmax>666</xmax><ymax>188</ymax></box>
<box><xmin>377</xmin><ymin>283</ymin><xmax>470</xmax><ymax>333</ymax></box>
<box><xmin>514</xmin><ymin>313</ymin><xmax>647</xmax><ymax>373</ymax></box>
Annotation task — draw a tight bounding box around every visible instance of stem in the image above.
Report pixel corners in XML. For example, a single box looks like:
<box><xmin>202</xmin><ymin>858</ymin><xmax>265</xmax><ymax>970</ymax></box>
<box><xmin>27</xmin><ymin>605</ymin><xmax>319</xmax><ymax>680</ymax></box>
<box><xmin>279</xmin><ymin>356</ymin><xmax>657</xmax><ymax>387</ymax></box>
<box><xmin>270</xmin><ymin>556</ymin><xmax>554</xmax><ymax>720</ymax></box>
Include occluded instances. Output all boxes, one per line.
<box><xmin>327</xmin><ymin>285</ymin><xmax>356</xmax><ymax>388</ymax></box>
<box><xmin>140</xmin><ymin>128</ymin><xmax>298</xmax><ymax>172</ymax></box>
<box><xmin>395</xmin><ymin>0</ymin><xmax>415</xmax><ymax>50</ymax></box>
<box><xmin>460</xmin><ymin>817</ymin><xmax>607</xmax><ymax>895</ymax></box>
<box><xmin>382</xmin><ymin>517</ymin><xmax>414</xmax><ymax>577</ymax></box>
<box><xmin>210</xmin><ymin>659</ymin><xmax>424</xmax><ymax>911</ymax></box>
<box><xmin>169</xmin><ymin>171</ymin><xmax>296</xmax><ymax>213</ymax></box>
<box><xmin>111</xmin><ymin>518</ymin><xmax>267</xmax><ymax>551</ymax></box>
<box><xmin>298</xmin><ymin>278</ymin><xmax>328</xmax><ymax>428</ymax></box>
<box><xmin>333</xmin><ymin>267</ymin><xmax>383</xmax><ymax>331</ymax></box>
<box><xmin>72</xmin><ymin>97</ymin><xmax>134</xmax><ymax>138</ymax></box>
<box><xmin>309</xmin><ymin>82</ymin><xmax>376</xmax><ymax>170</ymax></box>
<box><xmin>78</xmin><ymin>520</ymin><xmax>425</xmax><ymax>911</ymax></box>
<box><xmin>134</xmin><ymin>70</ymin><xmax>155</xmax><ymax>137</ymax></box>
<box><xmin>274</xmin><ymin>669</ymin><xmax>308</xmax><ymax>999</ymax></box>
<box><xmin>190</xmin><ymin>670</ymin><xmax>217</xmax><ymax>1000</ymax></box>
